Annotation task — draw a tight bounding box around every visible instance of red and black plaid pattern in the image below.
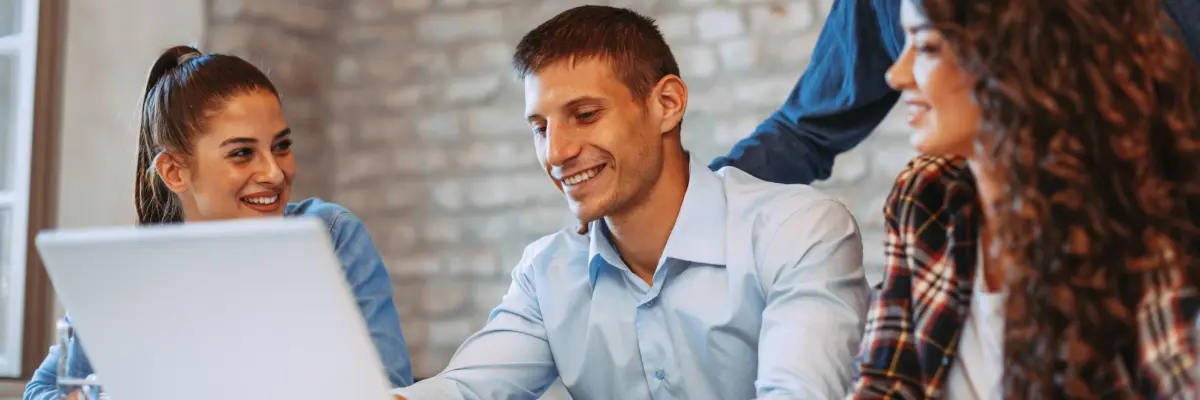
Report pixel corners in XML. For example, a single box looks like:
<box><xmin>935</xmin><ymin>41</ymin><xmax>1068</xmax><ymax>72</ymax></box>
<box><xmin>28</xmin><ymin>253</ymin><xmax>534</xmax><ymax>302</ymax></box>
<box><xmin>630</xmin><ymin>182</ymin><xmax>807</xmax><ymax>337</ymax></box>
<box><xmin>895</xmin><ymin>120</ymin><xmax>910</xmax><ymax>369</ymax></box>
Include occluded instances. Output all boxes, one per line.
<box><xmin>1133</xmin><ymin>266</ymin><xmax>1200</xmax><ymax>398</ymax></box>
<box><xmin>849</xmin><ymin>155</ymin><xmax>982</xmax><ymax>399</ymax></box>
<box><xmin>848</xmin><ymin>155</ymin><xmax>1199</xmax><ymax>399</ymax></box>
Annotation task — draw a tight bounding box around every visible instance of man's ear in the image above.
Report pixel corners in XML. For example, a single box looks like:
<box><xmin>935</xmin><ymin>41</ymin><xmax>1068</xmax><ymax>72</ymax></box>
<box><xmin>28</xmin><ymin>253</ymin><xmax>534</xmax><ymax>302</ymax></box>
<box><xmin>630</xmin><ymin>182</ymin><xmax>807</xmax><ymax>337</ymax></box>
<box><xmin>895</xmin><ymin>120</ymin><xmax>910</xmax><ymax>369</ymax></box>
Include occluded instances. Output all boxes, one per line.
<box><xmin>652</xmin><ymin>74</ymin><xmax>687</xmax><ymax>135</ymax></box>
<box><xmin>155</xmin><ymin>152</ymin><xmax>190</xmax><ymax>195</ymax></box>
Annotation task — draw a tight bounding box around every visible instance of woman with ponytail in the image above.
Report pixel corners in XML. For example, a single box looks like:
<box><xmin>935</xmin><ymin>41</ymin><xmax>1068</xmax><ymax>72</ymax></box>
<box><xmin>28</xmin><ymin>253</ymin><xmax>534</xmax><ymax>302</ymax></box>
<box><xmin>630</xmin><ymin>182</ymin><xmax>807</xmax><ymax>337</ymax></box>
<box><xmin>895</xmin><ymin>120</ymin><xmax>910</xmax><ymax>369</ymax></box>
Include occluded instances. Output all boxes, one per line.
<box><xmin>24</xmin><ymin>46</ymin><xmax>414</xmax><ymax>399</ymax></box>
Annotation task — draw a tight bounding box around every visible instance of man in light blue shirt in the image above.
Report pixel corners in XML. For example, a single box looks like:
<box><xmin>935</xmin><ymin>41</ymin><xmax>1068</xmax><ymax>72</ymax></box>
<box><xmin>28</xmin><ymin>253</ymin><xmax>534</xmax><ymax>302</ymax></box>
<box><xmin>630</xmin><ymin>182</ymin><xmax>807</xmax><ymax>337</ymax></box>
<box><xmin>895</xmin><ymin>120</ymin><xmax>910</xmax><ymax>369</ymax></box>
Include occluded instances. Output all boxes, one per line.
<box><xmin>393</xmin><ymin>5</ymin><xmax>869</xmax><ymax>400</ymax></box>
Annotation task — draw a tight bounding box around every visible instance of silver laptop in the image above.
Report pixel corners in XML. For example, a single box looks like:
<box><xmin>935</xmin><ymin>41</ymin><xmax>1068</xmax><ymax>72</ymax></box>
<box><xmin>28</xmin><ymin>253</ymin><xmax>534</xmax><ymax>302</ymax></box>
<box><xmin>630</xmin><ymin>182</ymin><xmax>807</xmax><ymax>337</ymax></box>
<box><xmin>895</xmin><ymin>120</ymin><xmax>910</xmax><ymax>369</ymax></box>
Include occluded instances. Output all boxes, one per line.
<box><xmin>35</xmin><ymin>217</ymin><xmax>394</xmax><ymax>400</ymax></box>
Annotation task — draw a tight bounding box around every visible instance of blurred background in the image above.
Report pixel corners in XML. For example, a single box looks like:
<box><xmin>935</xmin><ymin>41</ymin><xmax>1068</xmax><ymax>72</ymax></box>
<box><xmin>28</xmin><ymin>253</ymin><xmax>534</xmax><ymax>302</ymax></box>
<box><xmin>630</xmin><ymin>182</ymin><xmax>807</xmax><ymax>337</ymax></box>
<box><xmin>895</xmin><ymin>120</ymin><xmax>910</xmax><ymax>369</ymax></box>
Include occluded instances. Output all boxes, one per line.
<box><xmin>0</xmin><ymin>0</ymin><xmax>916</xmax><ymax>397</ymax></box>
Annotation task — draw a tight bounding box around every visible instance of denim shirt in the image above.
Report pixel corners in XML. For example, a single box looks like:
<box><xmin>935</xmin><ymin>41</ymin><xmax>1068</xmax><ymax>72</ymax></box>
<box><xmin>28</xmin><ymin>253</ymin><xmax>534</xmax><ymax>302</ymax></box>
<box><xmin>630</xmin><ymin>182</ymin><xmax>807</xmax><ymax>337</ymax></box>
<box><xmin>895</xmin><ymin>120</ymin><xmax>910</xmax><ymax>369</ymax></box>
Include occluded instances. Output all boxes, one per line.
<box><xmin>23</xmin><ymin>197</ymin><xmax>414</xmax><ymax>400</ymax></box>
<box><xmin>710</xmin><ymin>0</ymin><xmax>1200</xmax><ymax>184</ymax></box>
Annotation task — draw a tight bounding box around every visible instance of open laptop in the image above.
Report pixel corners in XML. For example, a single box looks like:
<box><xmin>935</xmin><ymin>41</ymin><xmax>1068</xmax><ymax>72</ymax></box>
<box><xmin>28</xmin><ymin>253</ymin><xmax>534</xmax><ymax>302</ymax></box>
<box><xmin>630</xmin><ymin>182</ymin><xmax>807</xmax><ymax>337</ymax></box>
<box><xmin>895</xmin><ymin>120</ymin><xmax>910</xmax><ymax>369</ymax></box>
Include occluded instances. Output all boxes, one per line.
<box><xmin>35</xmin><ymin>217</ymin><xmax>394</xmax><ymax>400</ymax></box>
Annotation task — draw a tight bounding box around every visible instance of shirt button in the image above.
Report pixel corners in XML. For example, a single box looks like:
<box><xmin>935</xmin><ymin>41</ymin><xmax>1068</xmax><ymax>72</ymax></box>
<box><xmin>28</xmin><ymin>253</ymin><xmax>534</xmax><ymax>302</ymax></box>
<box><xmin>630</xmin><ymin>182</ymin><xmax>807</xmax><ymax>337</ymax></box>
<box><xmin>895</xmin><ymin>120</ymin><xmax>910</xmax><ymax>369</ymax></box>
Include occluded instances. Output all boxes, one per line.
<box><xmin>655</xmin><ymin>370</ymin><xmax>666</xmax><ymax>380</ymax></box>
<box><xmin>645</xmin><ymin>299</ymin><xmax>656</xmax><ymax>307</ymax></box>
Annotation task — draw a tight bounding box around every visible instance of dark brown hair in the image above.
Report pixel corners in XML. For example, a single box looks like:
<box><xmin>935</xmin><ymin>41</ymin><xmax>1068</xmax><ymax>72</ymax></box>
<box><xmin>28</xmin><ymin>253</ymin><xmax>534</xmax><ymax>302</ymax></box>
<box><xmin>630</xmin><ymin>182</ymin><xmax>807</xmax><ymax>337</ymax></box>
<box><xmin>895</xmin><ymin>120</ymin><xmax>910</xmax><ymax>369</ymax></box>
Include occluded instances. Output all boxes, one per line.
<box><xmin>512</xmin><ymin>5</ymin><xmax>680</xmax><ymax>101</ymax></box>
<box><xmin>136</xmin><ymin>45</ymin><xmax>279</xmax><ymax>225</ymax></box>
<box><xmin>909</xmin><ymin>0</ymin><xmax>1200</xmax><ymax>398</ymax></box>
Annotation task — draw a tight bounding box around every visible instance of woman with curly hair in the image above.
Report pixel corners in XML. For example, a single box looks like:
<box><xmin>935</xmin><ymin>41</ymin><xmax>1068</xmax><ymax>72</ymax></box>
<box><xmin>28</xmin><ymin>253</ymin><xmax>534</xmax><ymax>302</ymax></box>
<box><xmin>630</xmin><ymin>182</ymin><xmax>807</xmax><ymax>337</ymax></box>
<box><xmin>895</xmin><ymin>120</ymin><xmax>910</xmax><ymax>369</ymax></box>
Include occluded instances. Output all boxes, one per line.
<box><xmin>851</xmin><ymin>0</ymin><xmax>1200</xmax><ymax>398</ymax></box>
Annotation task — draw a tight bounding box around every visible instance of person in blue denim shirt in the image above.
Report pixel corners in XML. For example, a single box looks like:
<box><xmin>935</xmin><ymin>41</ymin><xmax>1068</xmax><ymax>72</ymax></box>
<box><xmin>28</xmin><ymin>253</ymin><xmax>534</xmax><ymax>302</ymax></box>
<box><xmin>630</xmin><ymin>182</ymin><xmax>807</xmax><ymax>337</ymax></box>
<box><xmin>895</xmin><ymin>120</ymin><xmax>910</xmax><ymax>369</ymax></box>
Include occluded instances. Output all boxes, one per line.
<box><xmin>24</xmin><ymin>46</ymin><xmax>414</xmax><ymax>400</ymax></box>
<box><xmin>710</xmin><ymin>0</ymin><xmax>1200</xmax><ymax>184</ymax></box>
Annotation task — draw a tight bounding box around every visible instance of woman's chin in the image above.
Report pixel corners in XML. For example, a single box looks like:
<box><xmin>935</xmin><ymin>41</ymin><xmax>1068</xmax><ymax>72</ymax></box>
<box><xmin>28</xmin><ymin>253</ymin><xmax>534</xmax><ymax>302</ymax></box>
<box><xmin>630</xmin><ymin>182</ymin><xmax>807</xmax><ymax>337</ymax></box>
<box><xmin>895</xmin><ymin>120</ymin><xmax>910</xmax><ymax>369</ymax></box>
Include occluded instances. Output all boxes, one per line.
<box><xmin>910</xmin><ymin>131</ymin><xmax>936</xmax><ymax>154</ymax></box>
<box><xmin>911</xmin><ymin>133</ymin><xmax>973</xmax><ymax>158</ymax></box>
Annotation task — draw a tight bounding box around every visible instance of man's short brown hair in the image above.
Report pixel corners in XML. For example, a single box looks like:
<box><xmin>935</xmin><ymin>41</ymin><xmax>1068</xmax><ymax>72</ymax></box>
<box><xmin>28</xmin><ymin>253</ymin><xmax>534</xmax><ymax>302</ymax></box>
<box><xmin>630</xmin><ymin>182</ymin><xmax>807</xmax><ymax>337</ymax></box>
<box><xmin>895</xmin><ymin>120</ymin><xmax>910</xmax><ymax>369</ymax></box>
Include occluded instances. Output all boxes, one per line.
<box><xmin>512</xmin><ymin>5</ymin><xmax>681</xmax><ymax>101</ymax></box>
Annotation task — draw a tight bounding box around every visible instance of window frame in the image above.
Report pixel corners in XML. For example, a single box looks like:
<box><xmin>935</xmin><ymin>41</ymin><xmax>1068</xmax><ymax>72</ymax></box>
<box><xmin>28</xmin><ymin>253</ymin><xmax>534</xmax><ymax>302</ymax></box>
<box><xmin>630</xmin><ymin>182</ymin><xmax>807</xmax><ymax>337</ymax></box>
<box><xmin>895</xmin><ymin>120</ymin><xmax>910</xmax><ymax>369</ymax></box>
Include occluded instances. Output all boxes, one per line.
<box><xmin>0</xmin><ymin>0</ymin><xmax>43</xmax><ymax>378</ymax></box>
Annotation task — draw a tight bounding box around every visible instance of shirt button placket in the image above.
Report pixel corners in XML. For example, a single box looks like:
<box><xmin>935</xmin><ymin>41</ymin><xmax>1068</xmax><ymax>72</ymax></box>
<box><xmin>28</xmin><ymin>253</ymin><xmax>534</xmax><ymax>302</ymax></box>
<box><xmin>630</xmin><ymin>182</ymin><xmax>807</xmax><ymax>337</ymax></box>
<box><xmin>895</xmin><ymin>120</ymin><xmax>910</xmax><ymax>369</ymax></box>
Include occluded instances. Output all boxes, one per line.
<box><xmin>636</xmin><ymin>295</ymin><xmax>671</xmax><ymax>399</ymax></box>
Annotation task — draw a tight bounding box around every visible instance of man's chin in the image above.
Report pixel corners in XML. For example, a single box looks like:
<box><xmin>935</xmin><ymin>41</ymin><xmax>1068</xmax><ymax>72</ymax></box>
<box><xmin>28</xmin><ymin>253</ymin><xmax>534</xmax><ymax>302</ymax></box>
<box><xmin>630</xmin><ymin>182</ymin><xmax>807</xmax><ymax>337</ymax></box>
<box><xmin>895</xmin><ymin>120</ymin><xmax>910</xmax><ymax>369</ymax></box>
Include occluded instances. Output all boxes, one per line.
<box><xmin>572</xmin><ymin>212</ymin><xmax>603</xmax><ymax>226</ymax></box>
<box><xmin>567</xmin><ymin>206</ymin><xmax>603</xmax><ymax>230</ymax></box>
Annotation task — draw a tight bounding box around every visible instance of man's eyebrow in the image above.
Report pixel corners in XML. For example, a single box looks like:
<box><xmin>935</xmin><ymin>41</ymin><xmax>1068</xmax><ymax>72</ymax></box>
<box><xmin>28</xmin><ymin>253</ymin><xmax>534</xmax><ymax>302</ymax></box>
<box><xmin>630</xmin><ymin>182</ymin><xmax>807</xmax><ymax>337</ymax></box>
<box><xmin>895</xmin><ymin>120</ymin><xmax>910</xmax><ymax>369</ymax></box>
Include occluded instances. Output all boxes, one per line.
<box><xmin>525</xmin><ymin>95</ymin><xmax>606</xmax><ymax>120</ymax></box>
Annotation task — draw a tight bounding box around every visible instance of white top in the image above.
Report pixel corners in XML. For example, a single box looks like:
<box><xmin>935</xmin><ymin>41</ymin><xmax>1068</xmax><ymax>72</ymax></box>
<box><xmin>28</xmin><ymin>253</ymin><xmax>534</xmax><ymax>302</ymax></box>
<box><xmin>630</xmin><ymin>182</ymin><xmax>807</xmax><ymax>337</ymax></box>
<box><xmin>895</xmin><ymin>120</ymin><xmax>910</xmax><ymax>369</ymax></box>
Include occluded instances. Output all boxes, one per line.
<box><xmin>945</xmin><ymin>243</ymin><xmax>1007</xmax><ymax>399</ymax></box>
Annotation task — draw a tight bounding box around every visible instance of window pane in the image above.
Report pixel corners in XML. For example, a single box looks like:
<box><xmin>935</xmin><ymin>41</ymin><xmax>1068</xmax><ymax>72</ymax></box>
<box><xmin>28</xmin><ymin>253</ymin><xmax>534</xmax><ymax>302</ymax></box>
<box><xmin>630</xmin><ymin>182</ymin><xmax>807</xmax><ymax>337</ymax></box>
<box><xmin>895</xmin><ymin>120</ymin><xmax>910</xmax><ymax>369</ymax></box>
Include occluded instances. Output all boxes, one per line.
<box><xmin>0</xmin><ymin>0</ymin><xmax>17</xmax><ymax>37</ymax></box>
<box><xmin>0</xmin><ymin>207</ymin><xmax>9</xmax><ymax>347</ymax></box>
<box><xmin>0</xmin><ymin>206</ymin><xmax>7</xmax><ymax>268</ymax></box>
<box><xmin>0</xmin><ymin>52</ymin><xmax>12</xmax><ymax>192</ymax></box>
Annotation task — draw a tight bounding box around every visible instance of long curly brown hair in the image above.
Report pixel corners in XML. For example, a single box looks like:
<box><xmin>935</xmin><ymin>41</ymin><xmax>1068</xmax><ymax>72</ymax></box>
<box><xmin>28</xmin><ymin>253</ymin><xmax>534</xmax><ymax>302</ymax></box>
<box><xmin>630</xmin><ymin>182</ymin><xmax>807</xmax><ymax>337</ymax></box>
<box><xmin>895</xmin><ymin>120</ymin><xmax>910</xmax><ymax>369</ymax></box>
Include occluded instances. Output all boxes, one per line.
<box><xmin>910</xmin><ymin>0</ymin><xmax>1200</xmax><ymax>398</ymax></box>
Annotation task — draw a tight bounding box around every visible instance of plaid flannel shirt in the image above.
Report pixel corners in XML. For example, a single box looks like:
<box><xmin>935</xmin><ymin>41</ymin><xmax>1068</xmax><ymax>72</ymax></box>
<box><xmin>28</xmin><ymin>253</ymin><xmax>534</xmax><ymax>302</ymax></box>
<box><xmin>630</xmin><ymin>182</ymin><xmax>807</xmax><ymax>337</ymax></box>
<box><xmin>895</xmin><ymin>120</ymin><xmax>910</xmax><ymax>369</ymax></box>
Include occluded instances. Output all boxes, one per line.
<box><xmin>849</xmin><ymin>155</ymin><xmax>1200</xmax><ymax>399</ymax></box>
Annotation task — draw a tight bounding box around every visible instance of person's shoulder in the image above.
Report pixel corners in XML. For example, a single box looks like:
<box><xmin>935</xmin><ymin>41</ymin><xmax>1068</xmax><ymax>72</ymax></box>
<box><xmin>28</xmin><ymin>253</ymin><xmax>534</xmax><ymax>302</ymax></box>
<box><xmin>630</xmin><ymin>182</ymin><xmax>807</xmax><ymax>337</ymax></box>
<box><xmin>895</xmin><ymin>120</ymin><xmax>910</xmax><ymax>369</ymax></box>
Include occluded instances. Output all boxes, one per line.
<box><xmin>715</xmin><ymin>167</ymin><xmax>861</xmax><ymax>283</ymax></box>
<box><xmin>284</xmin><ymin>197</ymin><xmax>363</xmax><ymax>233</ymax></box>
<box><xmin>887</xmin><ymin>155</ymin><xmax>977</xmax><ymax>220</ymax></box>
<box><xmin>512</xmin><ymin>226</ymin><xmax>591</xmax><ymax>275</ymax></box>
<box><xmin>715</xmin><ymin>166</ymin><xmax>853</xmax><ymax>231</ymax></box>
<box><xmin>893</xmin><ymin>155</ymin><xmax>974</xmax><ymax>193</ymax></box>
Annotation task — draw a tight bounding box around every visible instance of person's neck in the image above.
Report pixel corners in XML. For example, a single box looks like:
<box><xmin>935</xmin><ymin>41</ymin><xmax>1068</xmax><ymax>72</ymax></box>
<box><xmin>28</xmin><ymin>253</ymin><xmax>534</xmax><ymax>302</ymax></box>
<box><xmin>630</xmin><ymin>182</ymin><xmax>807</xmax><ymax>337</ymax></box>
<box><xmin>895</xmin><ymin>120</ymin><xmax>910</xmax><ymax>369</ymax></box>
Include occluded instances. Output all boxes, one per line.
<box><xmin>966</xmin><ymin>157</ymin><xmax>1004</xmax><ymax>292</ymax></box>
<box><xmin>605</xmin><ymin>148</ymin><xmax>690</xmax><ymax>285</ymax></box>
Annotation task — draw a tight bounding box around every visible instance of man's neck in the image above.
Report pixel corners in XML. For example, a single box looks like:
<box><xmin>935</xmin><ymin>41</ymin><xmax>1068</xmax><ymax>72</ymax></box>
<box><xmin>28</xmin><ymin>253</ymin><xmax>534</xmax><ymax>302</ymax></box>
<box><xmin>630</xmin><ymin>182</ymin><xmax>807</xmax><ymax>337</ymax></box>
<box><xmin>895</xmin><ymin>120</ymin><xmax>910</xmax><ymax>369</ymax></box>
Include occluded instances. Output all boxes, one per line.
<box><xmin>605</xmin><ymin>149</ymin><xmax>690</xmax><ymax>285</ymax></box>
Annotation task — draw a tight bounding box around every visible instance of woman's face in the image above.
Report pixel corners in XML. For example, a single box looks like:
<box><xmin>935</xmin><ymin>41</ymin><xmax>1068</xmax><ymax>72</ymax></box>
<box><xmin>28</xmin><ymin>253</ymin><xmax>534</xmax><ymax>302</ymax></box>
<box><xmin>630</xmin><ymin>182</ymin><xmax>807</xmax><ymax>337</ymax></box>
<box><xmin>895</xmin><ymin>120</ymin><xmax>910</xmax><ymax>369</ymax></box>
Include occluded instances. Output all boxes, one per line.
<box><xmin>886</xmin><ymin>0</ymin><xmax>981</xmax><ymax>157</ymax></box>
<box><xmin>165</xmin><ymin>90</ymin><xmax>295</xmax><ymax>222</ymax></box>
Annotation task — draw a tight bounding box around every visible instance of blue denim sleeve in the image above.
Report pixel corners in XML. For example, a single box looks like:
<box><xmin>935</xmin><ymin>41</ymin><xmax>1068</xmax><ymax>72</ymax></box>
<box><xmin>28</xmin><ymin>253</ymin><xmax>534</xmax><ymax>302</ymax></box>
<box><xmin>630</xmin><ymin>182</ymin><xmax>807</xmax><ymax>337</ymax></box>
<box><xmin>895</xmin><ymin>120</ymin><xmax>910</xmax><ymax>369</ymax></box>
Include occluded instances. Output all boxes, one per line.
<box><xmin>709</xmin><ymin>0</ymin><xmax>901</xmax><ymax>184</ymax></box>
<box><xmin>1162</xmin><ymin>0</ymin><xmax>1200</xmax><ymax>62</ymax></box>
<box><xmin>328</xmin><ymin>210</ymin><xmax>415</xmax><ymax>388</ymax></box>
<box><xmin>24</xmin><ymin>343</ymin><xmax>64</xmax><ymax>400</ymax></box>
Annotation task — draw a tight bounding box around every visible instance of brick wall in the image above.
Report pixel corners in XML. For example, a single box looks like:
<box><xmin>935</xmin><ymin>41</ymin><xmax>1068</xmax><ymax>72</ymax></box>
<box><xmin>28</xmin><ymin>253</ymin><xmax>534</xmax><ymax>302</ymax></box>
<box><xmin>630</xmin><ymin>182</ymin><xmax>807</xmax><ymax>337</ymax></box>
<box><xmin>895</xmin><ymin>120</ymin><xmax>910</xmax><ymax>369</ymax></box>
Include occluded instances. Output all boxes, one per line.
<box><xmin>206</xmin><ymin>0</ymin><xmax>917</xmax><ymax>383</ymax></box>
<box><xmin>207</xmin><ymin>0</ymin><xmax>340</xmax><ymax>200</ymax></box>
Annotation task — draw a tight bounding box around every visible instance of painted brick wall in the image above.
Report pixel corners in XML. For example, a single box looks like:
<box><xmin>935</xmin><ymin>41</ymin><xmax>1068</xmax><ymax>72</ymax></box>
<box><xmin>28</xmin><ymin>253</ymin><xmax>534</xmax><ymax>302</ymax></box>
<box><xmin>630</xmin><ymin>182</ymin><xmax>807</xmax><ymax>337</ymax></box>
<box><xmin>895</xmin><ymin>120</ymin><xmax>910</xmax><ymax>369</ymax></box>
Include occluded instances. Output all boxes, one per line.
<box><xmin>206</xmin><ymin>0</ymin><xmax>917</xmax><ymax>388</ymax></box>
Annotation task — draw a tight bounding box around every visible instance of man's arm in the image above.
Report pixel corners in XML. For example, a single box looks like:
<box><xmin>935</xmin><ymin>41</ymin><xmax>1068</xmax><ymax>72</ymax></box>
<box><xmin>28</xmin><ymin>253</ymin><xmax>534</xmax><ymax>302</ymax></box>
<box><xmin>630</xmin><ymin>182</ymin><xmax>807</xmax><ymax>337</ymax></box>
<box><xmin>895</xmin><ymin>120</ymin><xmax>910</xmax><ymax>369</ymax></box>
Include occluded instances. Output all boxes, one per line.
<box><xmin>1161</xmin><ymin>0</ymin><xmax>1200</xmax><ymax>62</ymax></box>
<box><xmin>390</xmin><ymin>244</ymin><xmax>559</xmax><ymax>400</ymax></box>
<box><xmin>709</xmin><ymin>0</ymin><xmax>900</xmax><ymax>184</ymax></box>
<box><xmin>754</xmin><ymin>199</ymin><xmax>870</xmax><ymax>398</ymax></box>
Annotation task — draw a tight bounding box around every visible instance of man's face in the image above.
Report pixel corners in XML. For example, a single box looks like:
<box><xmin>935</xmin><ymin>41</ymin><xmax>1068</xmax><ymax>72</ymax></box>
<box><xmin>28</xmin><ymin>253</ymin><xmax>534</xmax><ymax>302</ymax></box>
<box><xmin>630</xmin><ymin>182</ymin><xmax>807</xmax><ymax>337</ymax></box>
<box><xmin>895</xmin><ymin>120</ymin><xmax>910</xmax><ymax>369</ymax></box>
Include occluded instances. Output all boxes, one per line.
<box><xmin>523</xmin><ymin>58</ymin><xmax>666</xmax><ymax>224</ymax></box>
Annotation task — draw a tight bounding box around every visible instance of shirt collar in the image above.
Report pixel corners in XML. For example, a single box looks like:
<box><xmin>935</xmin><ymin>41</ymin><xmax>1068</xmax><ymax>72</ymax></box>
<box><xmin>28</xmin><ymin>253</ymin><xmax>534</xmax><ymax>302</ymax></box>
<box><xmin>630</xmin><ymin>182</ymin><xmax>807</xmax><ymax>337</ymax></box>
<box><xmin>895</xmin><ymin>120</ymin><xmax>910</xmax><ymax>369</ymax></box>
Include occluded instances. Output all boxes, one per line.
<box><xmin>586</xmin><ymin>156</ymin><xmax>728</xmax><ymax>284</ymax></box>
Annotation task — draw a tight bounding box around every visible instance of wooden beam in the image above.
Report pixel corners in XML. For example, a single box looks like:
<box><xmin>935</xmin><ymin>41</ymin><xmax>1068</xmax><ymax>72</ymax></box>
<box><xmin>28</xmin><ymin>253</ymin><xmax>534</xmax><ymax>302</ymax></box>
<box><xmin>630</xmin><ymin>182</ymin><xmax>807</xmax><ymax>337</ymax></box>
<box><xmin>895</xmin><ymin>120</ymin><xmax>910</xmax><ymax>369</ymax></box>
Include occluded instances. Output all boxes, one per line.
<box><xmin>17</xmin><ymin>0</ymin><xmax>65</xmax><ymax>381</ymax></box>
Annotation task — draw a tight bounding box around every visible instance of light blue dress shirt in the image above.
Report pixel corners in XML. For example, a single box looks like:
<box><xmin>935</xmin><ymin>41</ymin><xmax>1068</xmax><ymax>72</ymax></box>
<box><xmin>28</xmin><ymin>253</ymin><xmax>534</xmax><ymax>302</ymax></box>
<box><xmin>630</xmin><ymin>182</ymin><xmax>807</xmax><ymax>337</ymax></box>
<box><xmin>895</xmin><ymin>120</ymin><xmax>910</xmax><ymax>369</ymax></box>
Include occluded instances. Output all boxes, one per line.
<box><xmin>394</xmin><ymin>158</ymin><xmax>870</xmax><ymax>400</ymax></box>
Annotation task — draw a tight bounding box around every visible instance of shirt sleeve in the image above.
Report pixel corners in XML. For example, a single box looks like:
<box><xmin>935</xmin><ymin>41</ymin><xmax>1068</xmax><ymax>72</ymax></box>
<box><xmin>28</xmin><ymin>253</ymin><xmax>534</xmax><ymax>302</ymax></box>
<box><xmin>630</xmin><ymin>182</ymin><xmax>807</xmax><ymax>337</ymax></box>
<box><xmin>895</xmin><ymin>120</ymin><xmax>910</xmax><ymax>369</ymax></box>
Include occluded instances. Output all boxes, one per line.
<box><xmin>391</xmin><ymin>244</ymin><xmax>559</xmax><ymax>400</ymax></box>
<box><xmin>24</xmin><ymin>343</ymin><xmax>67</xmax><ymax>400</ymax></box>
<box><xmin>329</xmin><ymin>210</ymin><xmax>415</xmax><ymax>388</ymax></box>
<box><xmin>24</xmin><ymin>315</ymin><xmax>89</xmax><ymax>400</ymax></box>
<box><xmin>709</xmin><ymin>0</ymin><xmax>900</xmax><ymax>184</ymax></box>
<box><xmin>755</xmin><ymin>199</ymin><xmax>871</xmax><ymax>398</ymax></box>
<box><xmin>849</xmin><ymin>155</ymin><xmax>976</xmax><ymax>399</ymax></box>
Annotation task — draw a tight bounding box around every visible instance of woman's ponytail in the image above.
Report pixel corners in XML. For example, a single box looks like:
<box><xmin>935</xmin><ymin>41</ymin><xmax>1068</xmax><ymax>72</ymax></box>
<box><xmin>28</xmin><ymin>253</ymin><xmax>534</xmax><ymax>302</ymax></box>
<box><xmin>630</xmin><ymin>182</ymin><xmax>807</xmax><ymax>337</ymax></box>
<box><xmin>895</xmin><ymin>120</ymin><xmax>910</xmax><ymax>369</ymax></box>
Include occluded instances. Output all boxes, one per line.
<box><xmin>134</xmin><ymin>46</ymin><xmax>200</xmax><ymax>225</ymax></box>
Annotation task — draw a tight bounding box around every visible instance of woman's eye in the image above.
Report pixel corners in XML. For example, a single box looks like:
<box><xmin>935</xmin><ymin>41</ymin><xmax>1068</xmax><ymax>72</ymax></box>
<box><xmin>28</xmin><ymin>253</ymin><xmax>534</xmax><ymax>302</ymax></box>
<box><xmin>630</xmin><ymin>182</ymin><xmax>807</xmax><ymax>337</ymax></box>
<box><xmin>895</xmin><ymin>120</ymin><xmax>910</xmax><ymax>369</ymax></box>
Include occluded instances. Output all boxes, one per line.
<box><xmin>230</xmin><ymin>148</ymin><xmax>253</xmax><ymax>158</ymax></box>
<box><xmin>273</xmin><ymin>140</ymin><xmax>293</xmax><ymax>153</ymax></box>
